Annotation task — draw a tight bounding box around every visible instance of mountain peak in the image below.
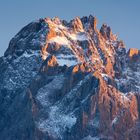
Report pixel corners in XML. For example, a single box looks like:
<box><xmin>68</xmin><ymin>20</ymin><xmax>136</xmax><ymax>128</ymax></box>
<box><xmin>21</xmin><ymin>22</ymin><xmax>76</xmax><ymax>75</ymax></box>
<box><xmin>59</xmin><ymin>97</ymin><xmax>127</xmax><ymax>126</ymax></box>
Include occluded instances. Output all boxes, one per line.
<box><xmin>128</xmin><ymin>48</ymin><xmax>140</xmax><ymax>57</ymax></box>
<box><xmin>1</xmin><ymin>15</ymin><xmax>140</xmax><ymax>140</ymax></box>
<box><xmin>100</xmin><ymin>23</ymin><xmax>113</xmax><ymax>40</ymax></box>
<box><xmin>71</xmin><ymin>16</ymin><xmax>84</xmax><ymax>32</ymax></box>
<box><xmin>3</xmin><ymin>15</ymin><xmax>126</xmax><ymax>76</ymax></box>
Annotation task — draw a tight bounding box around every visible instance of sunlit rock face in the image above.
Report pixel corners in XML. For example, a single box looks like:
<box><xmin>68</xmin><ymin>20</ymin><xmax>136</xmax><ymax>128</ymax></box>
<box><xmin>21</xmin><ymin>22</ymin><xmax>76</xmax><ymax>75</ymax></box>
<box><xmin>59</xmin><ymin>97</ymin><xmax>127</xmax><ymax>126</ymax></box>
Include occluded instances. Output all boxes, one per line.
<box><xmin>128</xmin><ymin>48</ymin><xmax>139</xmax><ymax>58</ymax></box>
<box><xmin>0</xmin><ymin>15</ymin><xmax>140</xmax><ymax>140</ymax></box>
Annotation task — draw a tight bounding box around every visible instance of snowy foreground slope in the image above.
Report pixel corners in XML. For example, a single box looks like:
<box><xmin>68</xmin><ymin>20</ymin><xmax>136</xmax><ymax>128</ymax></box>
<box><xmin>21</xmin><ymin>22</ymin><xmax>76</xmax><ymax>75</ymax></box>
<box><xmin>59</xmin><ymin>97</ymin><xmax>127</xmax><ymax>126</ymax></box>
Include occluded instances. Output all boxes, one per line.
<box><xmin>0</xmin><ymin>15</ymin><xmax>140</xmax><ymax>140</ymax></box>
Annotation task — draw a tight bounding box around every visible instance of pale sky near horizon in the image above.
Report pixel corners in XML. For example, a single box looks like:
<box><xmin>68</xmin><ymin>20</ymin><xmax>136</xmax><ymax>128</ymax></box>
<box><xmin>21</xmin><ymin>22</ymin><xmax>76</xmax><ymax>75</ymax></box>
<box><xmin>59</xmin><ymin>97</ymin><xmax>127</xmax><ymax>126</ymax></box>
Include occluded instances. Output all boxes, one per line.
<box><xmin>0</xmin><ymin>0</ymin><xmax>140</xmax><ymax>56</ymax></box>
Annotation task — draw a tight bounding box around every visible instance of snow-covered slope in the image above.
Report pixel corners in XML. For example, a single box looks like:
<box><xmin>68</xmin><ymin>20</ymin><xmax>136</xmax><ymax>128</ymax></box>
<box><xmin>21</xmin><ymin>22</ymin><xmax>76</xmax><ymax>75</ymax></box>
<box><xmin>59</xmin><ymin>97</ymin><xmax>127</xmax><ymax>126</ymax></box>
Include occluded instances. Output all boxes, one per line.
<box><xmin>0</xmin><ymin>15</ymin><xmax>140</xmax><ymax>140</ymax></box>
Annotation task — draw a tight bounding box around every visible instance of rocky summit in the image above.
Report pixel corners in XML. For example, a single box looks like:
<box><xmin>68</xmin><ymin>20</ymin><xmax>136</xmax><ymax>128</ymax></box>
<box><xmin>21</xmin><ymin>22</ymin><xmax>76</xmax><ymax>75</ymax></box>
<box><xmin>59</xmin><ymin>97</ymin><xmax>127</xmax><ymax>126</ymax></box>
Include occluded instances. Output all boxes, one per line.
<box><xmin>0</xmin><ymin>15</ymin><xmax>140</xmax><ymax>140</ymax></box>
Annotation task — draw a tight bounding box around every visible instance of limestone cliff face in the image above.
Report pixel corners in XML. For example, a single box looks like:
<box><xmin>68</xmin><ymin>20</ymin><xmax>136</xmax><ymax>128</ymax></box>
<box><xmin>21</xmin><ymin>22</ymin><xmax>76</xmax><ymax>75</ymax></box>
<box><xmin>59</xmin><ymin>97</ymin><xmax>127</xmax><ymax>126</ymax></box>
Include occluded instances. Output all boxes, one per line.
<box><xmin>0</xmin><ymin>15</ymin><xmax>140</xmax><ymax>140</ymax></box>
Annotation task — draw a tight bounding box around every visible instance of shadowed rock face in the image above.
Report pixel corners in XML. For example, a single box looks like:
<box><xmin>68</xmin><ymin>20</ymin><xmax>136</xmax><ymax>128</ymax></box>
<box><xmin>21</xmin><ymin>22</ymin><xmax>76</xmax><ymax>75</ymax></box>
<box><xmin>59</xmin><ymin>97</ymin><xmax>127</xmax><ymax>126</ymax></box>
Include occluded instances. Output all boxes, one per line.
<box><xmin>0</xmin><ymin>15</ymin><xmax>140</xmax><ymax>140</ymax></box>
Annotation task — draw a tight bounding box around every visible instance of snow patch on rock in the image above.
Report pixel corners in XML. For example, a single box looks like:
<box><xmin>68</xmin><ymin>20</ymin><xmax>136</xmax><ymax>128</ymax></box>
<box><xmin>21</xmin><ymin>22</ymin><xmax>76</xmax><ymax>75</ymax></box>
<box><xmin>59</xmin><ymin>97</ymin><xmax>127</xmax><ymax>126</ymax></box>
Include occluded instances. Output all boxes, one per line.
<box><xmin>69</xmin><ymin>33</ymin><xmax>88</xmax><ymax>41</ymax></box>
<box><xmin>48</xmin><ymin>36</ymin><xmax>70</xmax><ymax>46</ymax></box>
<box><xmin>38</xmin><ymin>105</ymin><xmax>76</xmax><ymax>138</ymax></box>
<box><xmin>56</xmin><ymin>54</ymin><xmax>79</xmax><ymax>66</ymax></box>
<box><xmin>82</xmin><ymin>135</ymin><xmax>100</xmax><ymax>140</ymax></box>
<box><xmin>112</xmin><ymin>117</ymin><xmax>118</xmax><ymax>125</ymax></box>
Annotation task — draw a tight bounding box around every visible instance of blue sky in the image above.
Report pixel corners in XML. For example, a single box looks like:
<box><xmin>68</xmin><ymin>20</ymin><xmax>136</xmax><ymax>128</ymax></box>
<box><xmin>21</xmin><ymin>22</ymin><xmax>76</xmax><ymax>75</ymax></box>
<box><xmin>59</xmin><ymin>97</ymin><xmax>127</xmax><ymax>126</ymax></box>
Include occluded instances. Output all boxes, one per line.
<box><xmin>0</xmin><ymin>0</ymin><xmax>140</xmax><ymax>56</ymax></box>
